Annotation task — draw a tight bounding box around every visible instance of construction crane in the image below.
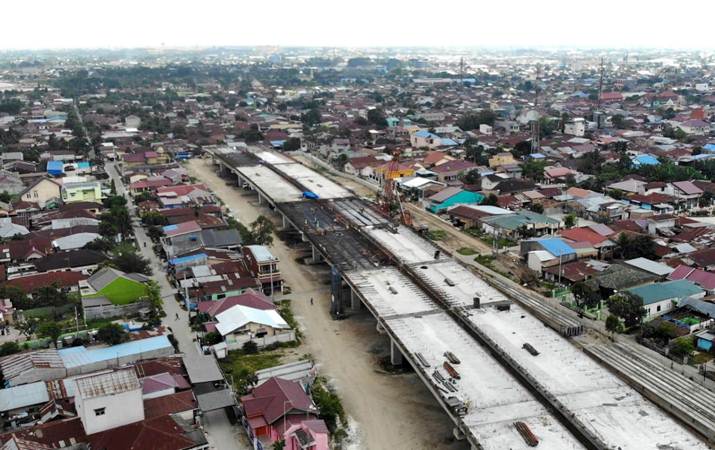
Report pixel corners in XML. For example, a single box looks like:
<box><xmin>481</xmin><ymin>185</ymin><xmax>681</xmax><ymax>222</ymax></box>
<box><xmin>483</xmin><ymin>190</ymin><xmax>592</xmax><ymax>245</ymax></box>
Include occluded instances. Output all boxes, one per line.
<box><xmin>380</xmin><ymin>149</ymin><xmax>413</xmax><ymax>227</ymax></box>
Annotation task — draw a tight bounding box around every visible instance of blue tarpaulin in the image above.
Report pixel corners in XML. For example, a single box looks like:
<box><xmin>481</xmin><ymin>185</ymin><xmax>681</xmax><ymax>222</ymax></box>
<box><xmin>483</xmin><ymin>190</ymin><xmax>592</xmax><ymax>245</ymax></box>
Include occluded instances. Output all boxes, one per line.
<box><xmin>303</xmin><ymin>191</ymin><xmax>319</xmax><ymax>200</ymax></box>
<box><xmin>47</xmin><ymin>160</ymin><xmax>64</xmax><ymax>176</ymax></box>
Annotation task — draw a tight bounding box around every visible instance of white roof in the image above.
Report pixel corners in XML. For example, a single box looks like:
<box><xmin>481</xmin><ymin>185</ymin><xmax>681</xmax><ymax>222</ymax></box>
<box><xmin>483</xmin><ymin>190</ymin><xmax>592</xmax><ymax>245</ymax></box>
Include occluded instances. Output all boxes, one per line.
<box><xmin>215</xmin><ymin>304</ymin><xmax>289</xmax><ymax>336</ymax></box>
<box><xmin>399</xmin><ymin>177</ymin><xmax>440</xmax><ymax>189</ymax></box>
<box><xmin>457</xmin><ymin>204</ymin><xmax>513</xmax><ymax>215</ymax></box>
<box><xmin>52</xmin><ymin>232</ymin><xmax>101</xmax><ymax>250</ymax></box>
<box><xmin>624</xmin><ymin>257</ymin><xmax>674</xmax><ymax>276</ymax></box>
<box><xmin>0</xmin><ymin>381</ymin><xmax>49</xmax><ymax>412</ymax></box>
<box><xmin>530</xmin><ymin>250</ymin><xmax>555</xmax><ymax>262</ymax></box>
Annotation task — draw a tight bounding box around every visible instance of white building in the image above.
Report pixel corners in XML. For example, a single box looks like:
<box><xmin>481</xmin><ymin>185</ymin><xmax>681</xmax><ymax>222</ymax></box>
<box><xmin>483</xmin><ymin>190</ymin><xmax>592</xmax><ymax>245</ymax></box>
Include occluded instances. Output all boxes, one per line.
<box><xmin>74</xmin><ymin>368</ymin><xmax>144</xmax><ymax>435</ymax></box>
<box><xmin>564</xmin><ymin>118</ymin><xmax>586</xmax><ymax>137</ymax></box>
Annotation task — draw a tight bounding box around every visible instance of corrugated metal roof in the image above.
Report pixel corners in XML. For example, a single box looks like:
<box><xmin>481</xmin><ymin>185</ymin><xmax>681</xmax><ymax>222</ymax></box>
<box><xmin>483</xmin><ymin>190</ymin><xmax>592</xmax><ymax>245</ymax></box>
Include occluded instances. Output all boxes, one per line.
<box><xmin>626</xmin><ymin>280</ymin><xmax>704</xmax><ymax>305</ymax></box>
<box><xmin>624</xmin><ymin>257</ymin><xmax>674</xmax><ymax>276</ymax></box>
<box><xmin>58</xmin><ymin>335</ymin><xmax>173</xmax><ymax>369</ymax></box>
<box><xmin>536</xmin><ymin>238</ymin><xmax>576</xmax><ymax>257</ymax></box>
<box><xmin>0</xmin><ymin>381</ymin><xmax>49</xmax><ymax>412</ymax></box>
<box><xmin>215</xmin><ymin>305</ymin><xmax>289</xmax><ymax>336</ymax></box>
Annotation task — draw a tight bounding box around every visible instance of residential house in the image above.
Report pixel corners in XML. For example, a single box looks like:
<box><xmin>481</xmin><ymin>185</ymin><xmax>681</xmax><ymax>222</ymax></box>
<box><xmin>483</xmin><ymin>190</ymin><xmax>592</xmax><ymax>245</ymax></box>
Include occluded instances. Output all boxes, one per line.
<box><xmin>161</xmin><ymin>221</ymin><xmax>203</xmax><ymax>258</ymax></box>
<box><xmin>678</xmin><ymin>119</ymin><xmax>709</xmax><ymax>135</ymax></box>
<box><xmin>488</xmin><ymin>152</ymin><xmax>517</xmax><ymax>169</ymax></box>
<box><xmin>668</xmin><ymin>265</ymin><xmax>715</xmax><ymax>295</ymax></box>
<box><xmin>20</xmin><ymin>178</ymin><xmax>62</xmax><ymax>209</ymax></box>
<box><xmin>671</xmin><ymin>181</ymin><xmax>703</xmax><ymax>210</ymax></box>
<box><xmin>243</xmin><ymin>245</ymin><xmax>282</xmax><ymax>295</ymax></box>
<box><xmin>625</xmin><ymin>280</ymin><xmax>705</xmax><ymax>320</ymax></box>
<box><xmin>240</xmin><ymin>377</ymin><xmax>326</xmax><ymax>450</ymax></box>
<box><xmin>431</xmin><ymin>160</ymin><xmax>476</xmax><ymax>184</ymax></box>
<box><xmin>212</xmin><ymin>303</ymin><xmax>294</xmax><ymax>350</ymax></box>
<box><xmin>80</xmin><ymin>267</ymin><xmax>149</xmax><ymax>305</ymax></box>
<box><xmin>61</xmin><ymin>181</ymin><xmax>104</xmax><ymax>203</ymax></box>
<box><xmin>426</xmin><ymin>187</ymin><xmax>484</xmax><ymax>213</ymax></box>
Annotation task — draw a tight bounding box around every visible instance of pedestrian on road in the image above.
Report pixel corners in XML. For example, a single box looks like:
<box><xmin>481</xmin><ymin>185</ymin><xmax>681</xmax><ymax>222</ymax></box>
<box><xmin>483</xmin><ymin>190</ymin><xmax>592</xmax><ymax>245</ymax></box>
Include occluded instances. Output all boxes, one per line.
<box><xmin>175</xmin><ymin>313</ymin><xmax>179</xmax><ymax>320</ymax></box>
<box><xmin>143</xmin><ymin>242</ymin><xmax>147</xmax><ymax>248</ymax></box>
<box><xmin>310</xmin><ymin>297</ymin><xmax>314</xmax><ymax>305</ymax></box>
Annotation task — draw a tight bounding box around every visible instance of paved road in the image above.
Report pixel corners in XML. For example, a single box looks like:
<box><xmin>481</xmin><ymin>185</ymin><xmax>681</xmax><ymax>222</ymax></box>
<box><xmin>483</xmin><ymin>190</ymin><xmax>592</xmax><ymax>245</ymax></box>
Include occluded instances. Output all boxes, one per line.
<box><xmin>106</xmin><ymin>162</ymin><xmax>246</xmax><ymax>450</ymax></box>
<box><xmin>72</xmin><ymin>100</ymin><xmax>95</xmax><ymax>160</ymax></box>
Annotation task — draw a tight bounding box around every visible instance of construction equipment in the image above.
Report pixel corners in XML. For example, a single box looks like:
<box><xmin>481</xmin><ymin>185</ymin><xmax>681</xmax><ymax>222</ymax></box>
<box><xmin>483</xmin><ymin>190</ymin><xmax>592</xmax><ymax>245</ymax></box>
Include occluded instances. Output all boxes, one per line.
<box><xmin>379</xmin><ymin>149</ymin><xmax>413</xmax><ymax>227</ymax></box>
<box><xmin>443</xmin><ymin>361</ymin><xmax>461</xmax><ymax>380</ymax></box>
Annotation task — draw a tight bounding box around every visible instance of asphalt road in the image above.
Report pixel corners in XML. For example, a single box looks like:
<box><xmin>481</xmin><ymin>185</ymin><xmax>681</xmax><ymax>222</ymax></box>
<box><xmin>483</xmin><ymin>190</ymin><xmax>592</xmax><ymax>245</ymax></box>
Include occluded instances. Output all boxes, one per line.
<box><xmin>106</xmin><ymin>161</ymin><xmax>247</xmax><ymax>450</ymax></box>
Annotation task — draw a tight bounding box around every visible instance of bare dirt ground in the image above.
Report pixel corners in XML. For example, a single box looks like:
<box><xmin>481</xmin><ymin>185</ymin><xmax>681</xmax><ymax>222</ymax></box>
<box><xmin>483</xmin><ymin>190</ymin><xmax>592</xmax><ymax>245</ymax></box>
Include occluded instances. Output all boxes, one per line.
<box><xmin>186</xmin><ymin>158</ymin><xmax>467</xmax><ymax>450</ymax></box>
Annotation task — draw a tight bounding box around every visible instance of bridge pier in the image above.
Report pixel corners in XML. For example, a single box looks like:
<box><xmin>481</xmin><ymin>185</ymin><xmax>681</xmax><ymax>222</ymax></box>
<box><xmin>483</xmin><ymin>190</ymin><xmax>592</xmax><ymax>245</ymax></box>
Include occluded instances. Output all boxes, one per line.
<box><xmin>311</xmin><ymin>245</ymin><xmax>323</xmax><ymax>263</ymax></box>
<box><xmin>376</xmin><ymin>322</ymin><xmax>385</xmax><ymax>334</ymax></box>
<box><xmin>350</xmin><ymin>288</ymin><xmax>361</xmax><ymax>310</ymax></box>
<box><xmin>282</xmin><ymin>214</ymin><xmax>288</xmax><ymax>230</ymax></box>
<box><xmin>390</xmin><ymin>339</ymin><xmax>403</xmax><ymax>366</ymax></box>
<box><xmin>257</xmin><ymin>191</ymin><xmax>263</xmax><ymax>205</ymax></box>
<box><xmin>452</xmin><ymin>427</ymin><xmax>465</xmax><ymax>441</ymax></box>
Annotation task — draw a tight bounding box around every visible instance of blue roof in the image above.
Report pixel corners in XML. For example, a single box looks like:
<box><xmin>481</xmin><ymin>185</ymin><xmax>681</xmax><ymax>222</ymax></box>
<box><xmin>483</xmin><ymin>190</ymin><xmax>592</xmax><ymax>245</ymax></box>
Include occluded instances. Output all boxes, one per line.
<box><xmin>77</xmin><ymin>161</ymin><xmax>90</xmax><ymax>169</ymax></box>
<box><xmin>58</xmin><ymin>335</ymin><xmax>172</xmax><ymax>369</ymax></box>
<box><xmin>414</xmin><ymin>130</ymin><xmax>438</xmax><ymax>138</ymax></box>
<box><xmin>270</xmin><ymin>140</ymin><xmax>286</xmax><ymax>148</ymax></box>
<box><xmin>536</xmin><ymin>238</ymin><xmax>576</xmax><ymax>257</ymax></box>
<box><xmin>632</xmin><ymin>154</ymin><xmax>660</xmax><ymax>166</ymax></box>
<box><xmin>163</xmin><ymin>224</ymin><xmax>178</xmax><ymax>232</ymax></box>
<box><xmin>626</xmin><ymin>280</ymin><xmax>703</xmax><ymax>305</ymax></box>
<box><xmin>702</xmin><ymin>143</ymin><xmax>715</xmax><ymax>153</ymax></box>
<box><xmin>441</xmin><ymin>138</ymin><xmax>458</xmax><ymax>146</ymax></box>
<box><xmin>169</xmin><ymin>253</ymin><xmax>207</xmax><ymax>265</ymax></box>
<box><xmin>47</xmin><ymin>161</ymin><xmax>64</xmax><ymax>174</ymax></box>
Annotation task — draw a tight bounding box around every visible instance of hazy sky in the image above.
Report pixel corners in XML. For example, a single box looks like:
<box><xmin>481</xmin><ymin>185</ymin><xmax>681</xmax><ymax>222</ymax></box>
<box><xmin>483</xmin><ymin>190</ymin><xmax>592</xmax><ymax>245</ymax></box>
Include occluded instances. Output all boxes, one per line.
<box><xmin>3</xmin><ymin>0</ymin><xmax>715</xmax><ymax>50</ymax></box>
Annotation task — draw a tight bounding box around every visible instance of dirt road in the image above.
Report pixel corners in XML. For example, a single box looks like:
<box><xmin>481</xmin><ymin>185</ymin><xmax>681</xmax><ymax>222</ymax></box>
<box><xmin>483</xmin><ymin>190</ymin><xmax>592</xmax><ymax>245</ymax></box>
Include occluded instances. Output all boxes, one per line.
<box><xmin>186</xmin><ymin>158</ymin><xmax>466</xmax><ymax>450</ymax></box>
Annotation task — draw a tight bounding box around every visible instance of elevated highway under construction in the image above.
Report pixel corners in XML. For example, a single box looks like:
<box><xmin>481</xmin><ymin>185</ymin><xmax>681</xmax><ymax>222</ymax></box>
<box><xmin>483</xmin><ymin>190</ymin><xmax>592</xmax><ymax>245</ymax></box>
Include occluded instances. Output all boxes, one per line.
<box><xmin>206</xmin><ymin>146</ymin><xmax>711</xmax><ymax>450</ymax></box>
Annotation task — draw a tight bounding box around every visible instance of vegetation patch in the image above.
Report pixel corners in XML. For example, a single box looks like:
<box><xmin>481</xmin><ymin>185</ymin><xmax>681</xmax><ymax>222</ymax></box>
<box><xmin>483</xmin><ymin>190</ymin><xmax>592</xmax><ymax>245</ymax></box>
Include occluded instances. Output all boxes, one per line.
<box><xmin>456</xmin><ymin>247</ymin><xmax>476</xmax><ymax>255</ymax></box>
<box><xmin>220</xmin><ymin>350</ymin><xmax>284</xmax><ymax>394</ymax></box>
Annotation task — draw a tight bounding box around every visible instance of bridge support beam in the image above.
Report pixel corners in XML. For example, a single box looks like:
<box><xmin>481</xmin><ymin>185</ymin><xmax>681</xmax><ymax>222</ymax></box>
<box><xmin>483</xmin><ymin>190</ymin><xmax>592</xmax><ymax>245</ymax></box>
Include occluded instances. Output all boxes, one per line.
<box><xmin>390</xmin><ymin>339</ymin><xmax>403</xmax><ymax>366</ymax></box>
<box><xmin>452</xmin><ymin>427</ymin><xmax>465</xmax><ymax>441</ymax></box>
<box><xmin>257</xmin><ymin>191</ymin><xmax>263</xmax><ymax>205</ymax></box>
<box><xmin>376</xmin><ymin>322</ymin><xmax>385</xmax><ymax>334</ymax></box>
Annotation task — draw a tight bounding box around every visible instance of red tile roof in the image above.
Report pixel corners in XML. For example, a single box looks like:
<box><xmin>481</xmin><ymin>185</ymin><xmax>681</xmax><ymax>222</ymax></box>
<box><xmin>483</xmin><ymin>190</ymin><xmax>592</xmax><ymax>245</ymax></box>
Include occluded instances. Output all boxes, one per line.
<box><xmin>197</xmin><ymin>289</ymin><xmax>275</xmax><ymax>317</ymax></box>
<box><xmin>143</xmin><ymin>390</ymin><xmax>197</xmax><ymax>419</ymax></box>
<box><xmin>88</xmin><ymin>415</ymin><xmax>195</xmax><ymax>450</ymax></box>
<box><xmin>157</xmin><ymin>184</ymin><xmax>208</xmax><ymax>197</ymax></box>
<box><xmin>4</xmin><ymin>271</ymin><xmax>86</xmax><ymax>293</ymax></box>
<box><xmin>241</xmin><ymin>377</ymin><xmax>316</xmax><ymax>425</ymax></box>
<box><xmin>690</xmin><ymin>248</ymin><xmax>715</xmax><ymax>268</ymax></box>
<box><xmin>559</xmin><ymin>227</ymin><xmax>608</xmax><ymax>246</ymax></box>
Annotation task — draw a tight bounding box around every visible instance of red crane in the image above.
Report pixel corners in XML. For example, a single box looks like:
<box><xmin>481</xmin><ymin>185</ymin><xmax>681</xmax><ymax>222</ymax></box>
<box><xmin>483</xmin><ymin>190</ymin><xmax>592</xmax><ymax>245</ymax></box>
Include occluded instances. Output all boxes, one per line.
<box><xmin>379</xmin><ymin>149</ymin><xmax>412</xmax><ymax>227</ymax></box>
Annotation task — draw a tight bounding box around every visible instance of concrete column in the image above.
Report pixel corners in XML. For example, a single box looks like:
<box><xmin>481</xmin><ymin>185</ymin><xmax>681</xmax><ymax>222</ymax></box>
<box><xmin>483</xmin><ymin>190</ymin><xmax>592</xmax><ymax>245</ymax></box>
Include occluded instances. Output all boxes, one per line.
<box><xmin>376</xmin><ymin>322</ymin><xmax>385</xmax><ymax>334</ymax></box>
<box><xmin>452</xmin><ymin>427</ymin><xmax>465</xmax><ymax>441</ymax></box>
<box><xmin>311</xmin><ymin>245</ymin><xmax>322</xmax><ymax>263</ymax></box>
<box><xmin>282</xmin><ymin>214</ymin><xmax>288</xmax><ymax>230</ymax></box>
<box><xmin>257</xmin><ymin>192</ymin><xmax>263</xmax><ymax>205</ymax></box>
<box><xmin>390</xmin><ymin>339</ymin><xmax>403</xmax><ymax>366</ymax></box>
<box><xmin>350</xmin><ymin>289</ymin><xmax>361</xmax><ymax>310</ymax></box>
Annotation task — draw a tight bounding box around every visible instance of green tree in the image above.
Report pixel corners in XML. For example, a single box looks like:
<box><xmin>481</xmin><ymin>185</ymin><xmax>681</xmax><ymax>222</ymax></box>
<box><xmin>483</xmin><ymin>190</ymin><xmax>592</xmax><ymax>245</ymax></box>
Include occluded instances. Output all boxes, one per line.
<box><xmin>608</xmin><ymin>292</ymin><xmax>645</xmax><ymax>328</ymax></box>
<box><xmin>249</xmin><ymin>216</ymin><xmax>275</xmax><ymax>246</ymax></box>
<box><xmin>0</xmin><ymin>341</ymin><xmax>20</xmax><ymax>357</ymax></box>
<box><xmin>529</xmin><ymin>203</ymin><xmax>544</xmax><ymax>214</ymax></box>
<box><xmin>311</xmin><ymin>377</ymin><xmax>347</xmax><ymax>434</ymax></box>
<box><xmin>301</xmin><ymin>107</ymin><xmax>321</xmax><ymax>127</ymax></box>
<box><xmin>482</xmin><ymin>193</ymin><xmax>499</xmax><ymax>206</ymax></box>
<box><xmin>38</xmin><ymin>321</ymin><xmax>63</xmax><ymax>348</ymax></box>
<box><xmin>203</xmin><ymin>332</ymin><xmax>222</xmax><ymax>346</ymax></box>
<box><xmin>572</xmin><ymin>282</ymin><xmax>601</xmax><ymax>309</ymax></box>
<box><xmin>272</xmin><ymin>440</ymin><xmax>285</xmax><ymax>450</ymax></box>
<box><xmin>615</xmin><ymin>234</ymin><xmax>657</xmax><ymax>260</ymax></box>
<box><xmin>282</xmin><ymin>137</ymin><xmax>301</xmax><ymax>151</ymax></box>
<box><xmin>242</xmin><ymin>340</ymin><xmax>258</xmax><ymax>354</ymax></box>
<box><xmin>35</xmin><ymin>285</ymin><xmax>68</xmax><ymax>307</ymax></box>
<box><xmin>96</xmin><ymin>323</ymin><xmax>128</xmax><ymax>345</ymax></box>
<box><xmin>109</xmin><ymin>244</ymin><xmax>152</xmax><ymax>275</ymax></box>
<box><xmin>564</xmin><ymin>214</ymin><xmax>577</xmax><ymax>228</ymax></box>
<box><xmin>605</xmin><ymin>314</ymin><xmax>623</xmax><ymax>335</ymax></box>
<box><xmin>366</xmin><ymin>108</ymin><xmax>388</xmax><ymax>128</ymax></box>
<box><xmin>144</xmin><ymin>280</ymin><xmax>162</xmax><ymax>310</ymax></box>
<box><xmin>669</xmin><ymin>336</ymin><xmax>695</xmax><ymax>359</ymax></box>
